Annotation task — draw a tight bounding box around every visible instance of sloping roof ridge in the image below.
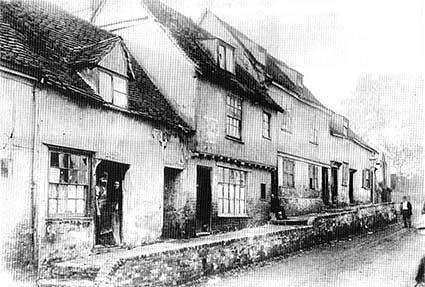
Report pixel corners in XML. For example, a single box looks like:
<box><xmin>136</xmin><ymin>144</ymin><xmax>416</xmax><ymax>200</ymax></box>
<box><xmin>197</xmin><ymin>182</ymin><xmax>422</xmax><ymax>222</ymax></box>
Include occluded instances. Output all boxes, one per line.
<box><xmin>72</xmin><ymin>35</ymin><xmax>121</xmax><ymax>51</ymax></box>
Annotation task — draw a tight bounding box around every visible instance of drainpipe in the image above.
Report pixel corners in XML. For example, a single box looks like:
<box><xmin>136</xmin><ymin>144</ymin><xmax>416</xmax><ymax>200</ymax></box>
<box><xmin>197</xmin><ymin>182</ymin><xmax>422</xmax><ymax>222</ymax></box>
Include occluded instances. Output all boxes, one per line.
<box><xmin>30</xmin><ymin>78</ymin><xmax>42</xmax><ymax>265</ymax></box>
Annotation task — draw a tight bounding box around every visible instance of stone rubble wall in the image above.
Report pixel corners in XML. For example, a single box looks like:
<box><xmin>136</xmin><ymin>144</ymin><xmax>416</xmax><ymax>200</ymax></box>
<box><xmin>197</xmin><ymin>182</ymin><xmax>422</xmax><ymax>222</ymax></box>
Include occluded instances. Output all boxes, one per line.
<box><xmin>96</xmin><ymin>203</ymin><xmax>397</xmax><ymax>287</ymax></box>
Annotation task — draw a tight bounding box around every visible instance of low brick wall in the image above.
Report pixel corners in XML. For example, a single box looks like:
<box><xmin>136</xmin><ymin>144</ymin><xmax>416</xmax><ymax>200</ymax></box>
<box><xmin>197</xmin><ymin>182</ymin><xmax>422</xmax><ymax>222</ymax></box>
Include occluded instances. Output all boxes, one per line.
<box><xmin>95</xmin><ymin>203</ymin><xmax>397</xmax><ymax>287</ymax></box>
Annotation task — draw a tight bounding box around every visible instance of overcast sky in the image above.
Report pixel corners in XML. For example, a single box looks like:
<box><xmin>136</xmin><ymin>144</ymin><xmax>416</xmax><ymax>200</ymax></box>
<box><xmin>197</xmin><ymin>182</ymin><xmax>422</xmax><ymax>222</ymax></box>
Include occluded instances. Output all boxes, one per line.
<box><xmin>50</xmin><ymin>0</ymin><xmax>424</xmax><ymax>113</ymax></box>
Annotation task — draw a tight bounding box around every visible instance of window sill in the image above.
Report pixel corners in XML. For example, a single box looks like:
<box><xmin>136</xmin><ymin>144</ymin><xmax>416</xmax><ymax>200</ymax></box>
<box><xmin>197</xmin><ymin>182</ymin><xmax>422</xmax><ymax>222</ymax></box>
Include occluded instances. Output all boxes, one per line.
<box><xmin>217</xmin><ymin>214</ymin><xmax>250</xmax><ymax>218</ymax></box>
<box><xmin>225</xmin><ymin>135</ymin><xmax>244</xmax><ymax>144</ymax></box>
<box><xmin>46</xmin><ymin>216</ymin><xmax>92</xmax><ymax>223</ymax></box>
<box><xmin>281</xmin><ymin>128</ymin><xmax>292</xmax><ymax>134</ymax></box>
<box><xmin>262</xmin><ymin>136</ymin><xmax>272</xmax><ymax>141</ymax></box>
<box><xmin>309</xmin><ymin>141</ymin><xmax>318</xmax><ymax>146</ymax></box>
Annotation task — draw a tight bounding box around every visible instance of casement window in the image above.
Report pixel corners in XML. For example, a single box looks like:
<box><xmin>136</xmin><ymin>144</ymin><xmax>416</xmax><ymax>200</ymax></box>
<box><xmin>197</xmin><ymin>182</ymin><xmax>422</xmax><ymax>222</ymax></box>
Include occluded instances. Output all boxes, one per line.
<box><xmin>260</xmin><ymin>183</ymin><xmax>266</xmax><ymax>200</ymax></box>
<box><xmin>48</xmin><ymin>150</ymin><xmax>90</xmax><ymax>217</ymax></box>
<box><xmin>309</xmin><ymin>164</ymin><xmax>319</xmax><ymax>190</ymax></box>
<box><xmin>226</xmin><ymin>94</ymin><xmax>242</xmax><ymax>139</ymax></box>
<box><xmin>342</xmin><ymin>163</ymin><xmax>349</xmax><ymax>186</ymax></box>
<box><xmin>217</xmin><ymin>167</ymin><xmax>246</xmax><ymax>216</ymax></box>
<box><xmin>262</xmin><ymin>111</ymin><xmax>271</xmax><ymax>139</ymax></box>
<box><xmin>99</xmin><ymin>70</ymin><xmax>128</xmax><ymax>108</ymax></box>
<box><xmin>217</xmin><ymin>43</ymin><xmax>235</xmax><ymax>73</ymax></box>
<box><xmin>278</xmin><ymin>157</ymin><xmax>295</xmax><ymax>188</ymax></box>
<box><xmin>362</xmin><ymin>169</ymin><xmax>371</xmax><ymax>189</ymax></box>
<box><xmin>282</xmin><ymin>106</ymin><xmax>292</xmax><ymax>133</ymax></box>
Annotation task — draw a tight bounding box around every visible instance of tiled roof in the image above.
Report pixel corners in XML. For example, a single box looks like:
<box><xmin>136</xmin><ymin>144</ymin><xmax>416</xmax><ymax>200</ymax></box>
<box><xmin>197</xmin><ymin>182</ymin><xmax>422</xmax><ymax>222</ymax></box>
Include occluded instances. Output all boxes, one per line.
<box><xmin>141</xmin><ymin>0</ymin><xmax>283</xmax><ymax>112</ymax></box>
<box><xmin>0</xmin><ymin>0</ymin><xmax>192</xmax><ymax>133</ymax></box>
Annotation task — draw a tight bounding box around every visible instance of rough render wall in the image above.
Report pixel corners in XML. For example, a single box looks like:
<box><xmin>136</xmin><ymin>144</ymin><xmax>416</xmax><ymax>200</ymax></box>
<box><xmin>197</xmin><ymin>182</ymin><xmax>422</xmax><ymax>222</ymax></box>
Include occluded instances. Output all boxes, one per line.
<box><xmin>330</xmin><ymin>135</ymin><xmax>374</xmax><ymax>204</ymax></box>
<box><xmin>196</xmin><ymin>80</ymin><xmax>277</xmax><ymax>167</ymax></box>
<box><xmin>0</xmin><ymin>72</ymin><xmax>35</xmax><ymax>270</ymax></box>
<box><xmin>29</xmin><ymin>87</ymin><xmax>189</xmax><ymax>263</ymax></box>
<box><xmin>279</xmin><ymin>159</ymin><xmax>325</xmax><ymax>216</ymax></box>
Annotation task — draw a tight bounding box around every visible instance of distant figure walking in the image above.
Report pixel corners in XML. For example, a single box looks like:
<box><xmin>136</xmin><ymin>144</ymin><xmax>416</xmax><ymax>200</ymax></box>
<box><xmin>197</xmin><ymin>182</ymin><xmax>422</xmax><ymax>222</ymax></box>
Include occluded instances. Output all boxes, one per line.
<box><xmin>400</xmin><ymin>196</ymin><xmax>413</xmax><ymax>228</ymax></box>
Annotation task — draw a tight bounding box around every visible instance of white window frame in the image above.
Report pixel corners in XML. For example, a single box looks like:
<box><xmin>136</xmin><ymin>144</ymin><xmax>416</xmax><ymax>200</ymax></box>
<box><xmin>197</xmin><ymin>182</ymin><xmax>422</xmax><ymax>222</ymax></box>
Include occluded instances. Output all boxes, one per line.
<box><xmin>48</xmin><ymin>148</ymin><xmax>91</xmax><ymax>218</ymax></box>
<box><xmin>217</xmin><ymin>42</ymin><xmax>235</xmax><ymax>73</ymax></box>
<box><xmin>226</xmin><ymin>94</ymin><xmax>242</xmax><ymax>140</ymax></box>
<box><xmin>262</xmin><ymin>111</ymin><xmax>271</xmax><ymax>139</ymax></box>
<box><xmin>98</xmin><ymin>69</ymin><xmax>128</xmax><ymax>108</ymax></box>
<box><xmin>217</xmin><ymin>167</ymin><xmax>247</xmax><ymax>217</ymax></box>
<box><xmin>278</xmin><ymin>157</ymin><xmax>295</xmax><ymax>188</ymax></box>
<box><xmin>282</xmin><ymin>105</ymin><xmax>292</xmax><ymax>133</ymax></box>
<box><xmin>309</xmin><ymin>164</ymin><xmax>319</xmax><ymax>190</ymax></box>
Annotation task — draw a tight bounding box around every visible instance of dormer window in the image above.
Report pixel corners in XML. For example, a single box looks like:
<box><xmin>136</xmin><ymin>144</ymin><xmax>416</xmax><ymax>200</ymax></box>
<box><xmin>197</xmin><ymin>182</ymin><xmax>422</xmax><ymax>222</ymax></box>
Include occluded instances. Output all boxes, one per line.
<box><xmin>98</xmin><ymin>70</ymin><xmax>128</xmax><ymax>108</ymax></box>
<box><xmin>217</xmin><ymin>42</ymin><xmax>235</xmax><ymax>73</ymax></box>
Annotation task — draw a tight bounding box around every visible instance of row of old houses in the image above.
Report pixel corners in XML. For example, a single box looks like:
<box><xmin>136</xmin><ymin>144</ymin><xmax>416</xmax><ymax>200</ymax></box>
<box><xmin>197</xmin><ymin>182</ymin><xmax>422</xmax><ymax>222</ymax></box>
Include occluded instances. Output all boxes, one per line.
<box><xmin>0</xmin><ymin>0</ymin><xmax>390</xmax><ymax>271</ymax></box>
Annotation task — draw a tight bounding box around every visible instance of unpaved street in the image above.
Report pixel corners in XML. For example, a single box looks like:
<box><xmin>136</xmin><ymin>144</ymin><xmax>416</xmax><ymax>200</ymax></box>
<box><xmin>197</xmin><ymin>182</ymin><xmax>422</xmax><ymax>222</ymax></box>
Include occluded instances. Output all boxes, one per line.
<box><xmin>193</xmin><ymin>226</ymin><xmax>425</xmax><ymax>287</ymax></box>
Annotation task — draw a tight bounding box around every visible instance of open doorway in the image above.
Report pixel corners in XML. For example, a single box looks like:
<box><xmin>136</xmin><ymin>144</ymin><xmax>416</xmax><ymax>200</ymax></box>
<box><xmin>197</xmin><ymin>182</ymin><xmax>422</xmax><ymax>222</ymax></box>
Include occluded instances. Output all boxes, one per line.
<box><xmin>331</xmin><ymin>167</ymin><xmax>338</xmax><ymax>205</ymax></box>
<box><xmin>196</xmin><ymin>166</ymin><xmax>211</xmax><ymax>235</ymax></box>
<box><xmin>349</xmin><ymin>169</ymin><xmax>356</xmax><ymax>204</ymax></box>
<box><xmin>162</xmin><ymin>167</ymin><xmax>182</xmax><ymax>238</ymax></box>
<box><xmin>321</xmin><ymin>167</ymin><xmax>329</xmax><ymax>205</ymax></box>
<box><xmin>95</xmin><ymin>160</ymin><xmax>129</xmax><ymax>246</ymax></box>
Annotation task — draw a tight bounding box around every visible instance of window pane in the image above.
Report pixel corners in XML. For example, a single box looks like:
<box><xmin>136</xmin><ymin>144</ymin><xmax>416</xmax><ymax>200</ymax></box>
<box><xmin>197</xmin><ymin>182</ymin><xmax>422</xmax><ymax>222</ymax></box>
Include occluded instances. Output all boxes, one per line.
<box><xmin>114</xmin><ymin>76</ymin><xmax>127</xmax><ymax>94</ymax></box>
<box><xmin>113</xmin><ymin>91</ymin><xmax>128</xmax><ymax>108</ymax></box>
<box><xmin>69</xmin><ymin>155</ymin><xmax>79</xmax><ymax>169</ymax></box>
<box><xmin>57</xmin><ymin>200</ymin><xmax>66</xmax><ymax>214</ymax></box>
<box><xmin>49</xmin><ymin>199</ymin><xmax>57</xmax><ymax>215</ymax></box>
<box><xmin>60</xmin><ymin>169</ymin><xmax>69</xmax><ymax>183</ymax></box>
<box><xmin>241</xmin><ymin>199</ymin><xmax>245</xmax><ymax>215</ymax></box>
<box><xmin>99</xmin><ymin>71</ymin><xmax>112</xmax><ymax>102</ymax></box>
<box><xmin>80</xmin><ymin>157</ymin><xmax>88</xmax><ymax>170</ymax></box>
<box><xmin>218</xmin><ymin>195</ymin><xmax>223</xmax><ymax>214</ymax></box>
<box><xmin>78</xmin><ymin>170</ymin><xmax>88</xmax><ymax>185</ymax></box>
<box><xmin>67</xmin><ymin>200</ymin><xmax>76</xmax><ymax>214</ymax></box>
<box><xmin>57</xmin><ymin>185</ymin><xmax>67</xmax><ymax>199</ymax></box>
<box><xmin>218</xmin><ymin>45</ymin><xmax>226</xmax><ymax>69</ymax></box>
<box><xmin>229</xmin><ymin>185</ymin><xmax>235</xmax><ymax>214</ymax></box>
<box><xmin>76</xmin><ymin>200</ymin><xmax>85</xmax><ymax>214</ymax></box>
<box><xmin>69</xmin><ymin>170</ymin><xmax>78</xmax><ymax>184</ymax></box>
<box><xmin>49</xmin><ymin>168</ymin><xmax>60</xmax><ymax>183</ymax></box>
<box><xmin>59</xmin><ymin>153</ymin><xmax>69</xmax><ymax>168</ymax></box>
<box><xmin>49</xmin><ymin>184</ymin><xmax>58</xmax><ymax>199</ymax></box>
<box><xmin>68</xmin><ymin>185</ymin><xmax>77</xmax><ymax>199</ymax></box>
<box><xmin>225</xmin><ymin>47</ymin><xmax>234</xmax><ymax>72</ymax></box>
<box><xmin>76</xmin><ymin>186</ymin><xmax>85</xmax><ymax>200</ymax></box>
<box><xmin>50</xmin><ymin>152</ymin><xmax>59</xmax><ymax>167</ymax></box>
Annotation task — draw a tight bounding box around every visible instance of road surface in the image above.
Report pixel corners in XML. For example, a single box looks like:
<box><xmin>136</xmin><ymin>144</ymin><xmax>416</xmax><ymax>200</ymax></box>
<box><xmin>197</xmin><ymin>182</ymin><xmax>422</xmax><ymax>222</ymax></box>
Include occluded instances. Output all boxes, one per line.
<box><xmin>192</xmin><ymin>226</ymin><xmax>425</xmax><ymax>287</ymax></box>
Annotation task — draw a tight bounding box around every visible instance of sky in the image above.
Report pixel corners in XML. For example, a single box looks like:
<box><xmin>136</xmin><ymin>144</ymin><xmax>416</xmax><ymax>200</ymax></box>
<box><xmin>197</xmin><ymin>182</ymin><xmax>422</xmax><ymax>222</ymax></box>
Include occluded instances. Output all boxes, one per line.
<box><xmin>48</xmin><ymin>0</ymin><xmax>424</xmax><ymax>113</ymax></box>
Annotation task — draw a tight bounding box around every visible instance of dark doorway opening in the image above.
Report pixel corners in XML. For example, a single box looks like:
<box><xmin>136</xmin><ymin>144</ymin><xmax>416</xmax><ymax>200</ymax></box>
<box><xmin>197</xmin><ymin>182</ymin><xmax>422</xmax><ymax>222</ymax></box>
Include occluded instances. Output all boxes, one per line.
<box><xmin>162</xmin><ymin>167</ymin><xmax>182</xmax><ymax>238</ymax></box>
<box><xmin>321</xmin><ymin>167</ymin><xmax>329</xmax><ymax>205</ymax></box>
<box><xmin>349</xmin><ymin>169</ymin><xmax>356</xmax><ymax>204</ymax></box>
<box><xmin>196</xmin><ymin>166</ymin><xmax>211</xmax><ymax>235</ymax></box>
<box><xmin>331</xmin><ymin>167</ymin><xmax>338</xmax><ymax>204</ymax></box>
<box><xmin>95</xmin><ymin>160</ymin><xmax>128</xmax><ymax>246</ymax></box>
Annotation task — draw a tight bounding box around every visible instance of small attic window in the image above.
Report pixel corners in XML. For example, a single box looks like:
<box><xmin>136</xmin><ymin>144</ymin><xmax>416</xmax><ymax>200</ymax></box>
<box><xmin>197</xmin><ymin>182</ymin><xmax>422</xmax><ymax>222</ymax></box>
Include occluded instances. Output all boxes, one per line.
<box><xmin>99</xmin><ymin>70</ymin><xmax>128</xmax><ymax>108</ymax></box>
<box><xmin>217</xmin><ymin>42</ymin><xmax>235</xmax><ymax>73</ymax></box>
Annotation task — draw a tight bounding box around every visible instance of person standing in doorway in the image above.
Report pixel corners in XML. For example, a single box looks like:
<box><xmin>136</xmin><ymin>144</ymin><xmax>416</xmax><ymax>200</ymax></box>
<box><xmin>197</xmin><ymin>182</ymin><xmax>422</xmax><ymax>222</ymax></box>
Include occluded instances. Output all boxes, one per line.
<box><xmin>111</xmin><ymin>180</ymin><xmax>122</xmax><ymax>245</ymax></box>
<box><xmin>95</xmin><ymin>172</ymin><xmax>112</xmax><ymax>244</ymax></box>
<box><xmin>400</xmin><ymin>196</ymin><xmax>413</xmax><ymax>228</ymax></box>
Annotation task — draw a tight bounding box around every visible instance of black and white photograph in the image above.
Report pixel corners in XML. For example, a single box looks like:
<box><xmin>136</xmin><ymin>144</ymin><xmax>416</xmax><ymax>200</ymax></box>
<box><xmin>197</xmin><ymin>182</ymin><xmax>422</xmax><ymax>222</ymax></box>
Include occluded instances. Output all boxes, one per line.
<box><xmin>0</xmin><ymin>0</ymin><xmax>423</xmax><ymax>286</ymax></box>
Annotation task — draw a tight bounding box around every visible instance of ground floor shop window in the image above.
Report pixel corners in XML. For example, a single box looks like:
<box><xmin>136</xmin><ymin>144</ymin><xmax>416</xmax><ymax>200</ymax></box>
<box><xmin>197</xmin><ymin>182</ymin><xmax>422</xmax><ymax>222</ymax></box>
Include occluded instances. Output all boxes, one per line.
<box><xmin>48</xmin><ymin>149</ymin><xmax>90</xmax><ymax>217</ymax></box>
<box><xmin>217</xmin><ymin>167</ymin><xmax>246</xmax><ymax>216</ymax></box>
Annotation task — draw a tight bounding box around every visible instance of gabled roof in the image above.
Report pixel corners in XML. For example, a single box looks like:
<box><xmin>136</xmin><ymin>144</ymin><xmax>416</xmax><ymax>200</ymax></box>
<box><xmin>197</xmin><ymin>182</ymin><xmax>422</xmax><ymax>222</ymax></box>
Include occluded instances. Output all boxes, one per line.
<box><xmin>0</xmin><ymin>0</ymin><xmax>192</xmax><ymax>134</ymax></box>
<box><xmin>141</xmin><ymin>0</ymin><xmax>283</xmax><ymax>113</ymax></box>
<box><xmin>200</xmin><ymin>10</ymin><xmax>325</xmax><ymax>108</ymax></box>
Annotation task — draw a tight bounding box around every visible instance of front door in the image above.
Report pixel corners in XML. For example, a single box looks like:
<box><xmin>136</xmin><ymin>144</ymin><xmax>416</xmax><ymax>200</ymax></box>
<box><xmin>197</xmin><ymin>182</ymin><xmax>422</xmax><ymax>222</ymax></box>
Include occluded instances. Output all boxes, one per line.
<box><xmin>321</xmin><ymin>167</ymin><xmax>329</xmax><ymax>205</ymax></box>
<box><xmin>196</xmin><ymin>166</ymin><xmax>212</xmax><ymax>235</ymax></box>
<box><xmin>331</xmin><ymin>167</ymin><xmax>338</xmax><ymax>204</ymax></box>
<box><xmin>95</xmin><ymin>160</ymin><xmax>128</xmax><ymax>246</ymax></box>
<box><xmin>349</xmin><ymin>170</ymin><xmax>356</xmax><ymax>204</ymax></box>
